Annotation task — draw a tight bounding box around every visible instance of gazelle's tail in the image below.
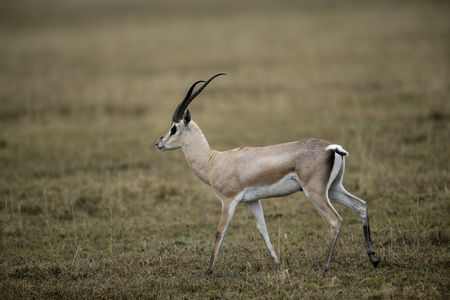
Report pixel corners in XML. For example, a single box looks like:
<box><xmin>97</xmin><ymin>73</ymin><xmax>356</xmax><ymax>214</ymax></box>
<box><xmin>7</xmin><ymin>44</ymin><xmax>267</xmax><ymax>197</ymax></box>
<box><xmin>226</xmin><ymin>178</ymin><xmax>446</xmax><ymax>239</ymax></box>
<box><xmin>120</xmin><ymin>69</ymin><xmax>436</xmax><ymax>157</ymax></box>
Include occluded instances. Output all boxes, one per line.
<box><xmin>326</xmin><ymin>144</ymin><xmax>349</xmax><ymax>157</ymax></box>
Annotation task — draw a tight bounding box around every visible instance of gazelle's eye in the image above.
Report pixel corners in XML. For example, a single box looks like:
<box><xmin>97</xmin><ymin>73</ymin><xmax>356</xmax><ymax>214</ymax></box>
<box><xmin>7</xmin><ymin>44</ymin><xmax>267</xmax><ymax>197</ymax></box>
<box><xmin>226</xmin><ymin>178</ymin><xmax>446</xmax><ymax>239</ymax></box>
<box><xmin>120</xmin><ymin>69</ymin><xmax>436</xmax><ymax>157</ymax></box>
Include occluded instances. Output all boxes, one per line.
<box><xmin>170</xmin><ymin>126</ymin><xmax>177</xmax><ymax>136</ymax></box>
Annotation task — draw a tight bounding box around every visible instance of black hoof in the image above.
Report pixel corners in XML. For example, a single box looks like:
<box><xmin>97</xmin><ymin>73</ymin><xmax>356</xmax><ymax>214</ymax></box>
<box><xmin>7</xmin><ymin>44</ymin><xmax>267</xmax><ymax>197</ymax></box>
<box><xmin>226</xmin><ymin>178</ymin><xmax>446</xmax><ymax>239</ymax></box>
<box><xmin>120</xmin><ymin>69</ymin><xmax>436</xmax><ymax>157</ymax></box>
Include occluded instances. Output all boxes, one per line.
<box><xmin>204</xmin><ymin>269</ymin><xmax>213</xmax><ymax>276</ymax></box>
<box><xmin>370</xmin><ymin>255</ymin><xmax>379</xmax><ymax>268</ymax></box>
<box><xmin>322</xmin><ymin>264</ymin><xmax>330</xmax><ymax>272</ymax></box>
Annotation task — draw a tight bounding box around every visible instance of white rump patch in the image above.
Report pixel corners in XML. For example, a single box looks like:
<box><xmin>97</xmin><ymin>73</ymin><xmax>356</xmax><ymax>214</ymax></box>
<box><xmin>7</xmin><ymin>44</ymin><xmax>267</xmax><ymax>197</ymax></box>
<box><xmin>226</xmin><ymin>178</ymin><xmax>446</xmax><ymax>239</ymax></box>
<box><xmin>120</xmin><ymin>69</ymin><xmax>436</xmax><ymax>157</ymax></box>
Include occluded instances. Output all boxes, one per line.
<box><xmin>326</xmin><ymin>144</ymin><xmax>349</xmax><ymax>156</ymax></box>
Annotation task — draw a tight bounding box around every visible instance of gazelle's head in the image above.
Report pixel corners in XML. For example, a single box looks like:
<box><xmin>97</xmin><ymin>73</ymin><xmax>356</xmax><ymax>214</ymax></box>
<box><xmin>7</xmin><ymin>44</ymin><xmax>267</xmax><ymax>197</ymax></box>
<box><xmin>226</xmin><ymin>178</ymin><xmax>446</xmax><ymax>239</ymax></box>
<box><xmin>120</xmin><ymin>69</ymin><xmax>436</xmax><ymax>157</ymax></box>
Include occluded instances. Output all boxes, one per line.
<box><xmin>156</xmin><ymin>73</ymin><xmax>226</xmax><ymax>151</ymax></box>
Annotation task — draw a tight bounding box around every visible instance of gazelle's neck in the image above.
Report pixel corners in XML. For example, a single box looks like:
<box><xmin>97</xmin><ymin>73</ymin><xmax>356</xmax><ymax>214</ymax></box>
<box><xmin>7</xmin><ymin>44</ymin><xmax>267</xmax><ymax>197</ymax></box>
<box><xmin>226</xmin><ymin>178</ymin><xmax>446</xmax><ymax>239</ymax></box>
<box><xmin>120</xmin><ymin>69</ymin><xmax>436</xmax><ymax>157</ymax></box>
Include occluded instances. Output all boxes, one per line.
<box><xmin>181</xmin><ymin>121</ymin><xmax>218</xmax><ymax>185</ymax></box>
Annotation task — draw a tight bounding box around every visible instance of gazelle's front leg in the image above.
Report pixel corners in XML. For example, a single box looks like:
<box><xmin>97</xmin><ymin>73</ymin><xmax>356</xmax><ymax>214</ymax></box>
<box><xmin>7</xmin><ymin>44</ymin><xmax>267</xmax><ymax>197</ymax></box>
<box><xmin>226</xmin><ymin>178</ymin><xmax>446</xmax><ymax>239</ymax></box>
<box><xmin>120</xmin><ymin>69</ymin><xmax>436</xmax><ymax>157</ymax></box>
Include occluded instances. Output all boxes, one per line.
<box><xmin>205</xmin><ymin>197</ymin><xmax>238</xmax><ymax>275</ymax></box>
<box><xmin>247</xmin><ymin>200</ymin><xmax>279</xmax><ymax>270</ymax></box>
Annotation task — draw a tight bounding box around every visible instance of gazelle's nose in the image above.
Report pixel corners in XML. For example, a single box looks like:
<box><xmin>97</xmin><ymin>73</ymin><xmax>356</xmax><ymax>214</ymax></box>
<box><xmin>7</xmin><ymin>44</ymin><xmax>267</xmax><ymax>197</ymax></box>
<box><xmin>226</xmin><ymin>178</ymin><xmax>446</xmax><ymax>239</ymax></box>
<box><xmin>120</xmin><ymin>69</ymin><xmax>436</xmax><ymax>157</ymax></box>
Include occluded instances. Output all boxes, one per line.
<box><xmin>156</xmin><ymin>136</ymin><xmax>164</xmax><ymax>148</ymax></box>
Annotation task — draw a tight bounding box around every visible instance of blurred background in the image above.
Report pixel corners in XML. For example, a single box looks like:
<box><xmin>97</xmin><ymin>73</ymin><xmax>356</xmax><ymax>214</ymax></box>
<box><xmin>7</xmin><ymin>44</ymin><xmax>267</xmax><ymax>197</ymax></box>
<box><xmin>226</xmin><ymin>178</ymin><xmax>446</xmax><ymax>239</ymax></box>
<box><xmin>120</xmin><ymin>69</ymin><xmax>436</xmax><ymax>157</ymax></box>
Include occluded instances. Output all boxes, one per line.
<box><xmin>0</xmin><ymin>0</ymin><xmax>449</xmax><ymax>298</ymax></box>
<box><xmin>1</xmin><ymin>0</ymin><xmax>448</xmax><ymax>173</ymax></box>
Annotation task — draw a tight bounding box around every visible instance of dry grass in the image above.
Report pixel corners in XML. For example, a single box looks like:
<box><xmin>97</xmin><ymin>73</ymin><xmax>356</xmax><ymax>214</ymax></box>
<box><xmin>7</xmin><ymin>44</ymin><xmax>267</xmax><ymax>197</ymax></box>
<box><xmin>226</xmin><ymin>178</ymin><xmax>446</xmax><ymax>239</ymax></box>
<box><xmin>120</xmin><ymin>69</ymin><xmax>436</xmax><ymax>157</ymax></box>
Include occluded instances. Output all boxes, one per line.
<box><xmin>1</xmin><ymin>0</ymin><xmax>449</xmax><ymax>299</ymax></box>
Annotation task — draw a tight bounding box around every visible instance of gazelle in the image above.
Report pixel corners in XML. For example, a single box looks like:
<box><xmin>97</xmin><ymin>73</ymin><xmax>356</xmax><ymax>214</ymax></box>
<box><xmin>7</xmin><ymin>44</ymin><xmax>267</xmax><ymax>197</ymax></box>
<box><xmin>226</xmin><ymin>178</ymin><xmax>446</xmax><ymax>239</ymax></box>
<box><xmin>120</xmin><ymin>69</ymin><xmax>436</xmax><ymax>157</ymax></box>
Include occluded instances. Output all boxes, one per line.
<box><xmin>156</xmin><ymin>73</ymin><xmax>379</xmax><ymax>275</ymax></box>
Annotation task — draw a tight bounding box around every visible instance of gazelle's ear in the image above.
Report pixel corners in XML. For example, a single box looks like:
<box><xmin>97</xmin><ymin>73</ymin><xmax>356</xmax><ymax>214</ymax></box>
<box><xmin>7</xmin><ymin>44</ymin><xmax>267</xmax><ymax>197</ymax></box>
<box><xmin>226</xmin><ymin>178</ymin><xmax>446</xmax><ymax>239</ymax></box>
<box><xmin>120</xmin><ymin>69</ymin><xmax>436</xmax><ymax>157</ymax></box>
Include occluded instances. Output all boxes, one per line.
<box><xmin>183</xmin><ymin>109</ymin><xmax>191</xmax><ymax>126</ymax></box>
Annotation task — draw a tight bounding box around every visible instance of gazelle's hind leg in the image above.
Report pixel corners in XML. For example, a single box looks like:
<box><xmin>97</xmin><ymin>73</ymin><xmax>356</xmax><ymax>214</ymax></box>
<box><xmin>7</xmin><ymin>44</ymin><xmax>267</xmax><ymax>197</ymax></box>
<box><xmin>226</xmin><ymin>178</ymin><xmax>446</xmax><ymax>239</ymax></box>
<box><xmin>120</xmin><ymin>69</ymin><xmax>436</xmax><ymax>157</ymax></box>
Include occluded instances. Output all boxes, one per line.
<box><xmin>304</xmin><ymin>189</ymin><xmax>343</xmax><ymax>271</ymax></box>
<box><xmin>329</xmin><ymin>185</ymin><xmax>379</xmax><ymax>267</ymax></box>
<box><xmin>328</xmin><ymin>158</ymin><xmax>379</xmax><ymax>267</ymax></box>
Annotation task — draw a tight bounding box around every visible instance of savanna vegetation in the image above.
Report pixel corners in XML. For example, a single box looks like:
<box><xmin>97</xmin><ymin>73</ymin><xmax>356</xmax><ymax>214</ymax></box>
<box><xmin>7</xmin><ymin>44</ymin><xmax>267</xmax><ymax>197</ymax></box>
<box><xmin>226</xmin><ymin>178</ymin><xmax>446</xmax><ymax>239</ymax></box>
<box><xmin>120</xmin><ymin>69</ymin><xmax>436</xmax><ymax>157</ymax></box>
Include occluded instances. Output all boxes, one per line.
<box><xmin>0</xmin><ymin>0</ymin><xmax>449</xmax><ymax>298</ymax></box>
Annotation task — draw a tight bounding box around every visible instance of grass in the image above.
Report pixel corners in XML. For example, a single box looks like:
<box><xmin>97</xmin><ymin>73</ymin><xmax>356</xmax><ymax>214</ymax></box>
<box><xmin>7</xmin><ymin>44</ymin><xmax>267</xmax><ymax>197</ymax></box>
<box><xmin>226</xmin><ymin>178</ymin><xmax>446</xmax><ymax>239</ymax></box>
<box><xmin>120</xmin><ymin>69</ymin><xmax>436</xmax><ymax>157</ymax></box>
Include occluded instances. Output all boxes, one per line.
<box><xmin>1</xmin><ymin>0</ymin><xmax>449</xmax><ymax>298</ymax></box>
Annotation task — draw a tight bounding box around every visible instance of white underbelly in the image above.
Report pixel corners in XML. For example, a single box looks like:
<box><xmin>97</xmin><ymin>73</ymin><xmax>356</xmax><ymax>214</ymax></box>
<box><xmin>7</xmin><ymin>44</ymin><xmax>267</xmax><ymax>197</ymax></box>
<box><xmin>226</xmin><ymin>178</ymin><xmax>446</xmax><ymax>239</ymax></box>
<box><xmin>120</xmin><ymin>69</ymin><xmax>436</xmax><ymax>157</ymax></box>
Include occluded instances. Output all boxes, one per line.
<box><xmin>238</xmin><ymin>173</ymin><xmax>302</xmax><ymax>202</ymax></box>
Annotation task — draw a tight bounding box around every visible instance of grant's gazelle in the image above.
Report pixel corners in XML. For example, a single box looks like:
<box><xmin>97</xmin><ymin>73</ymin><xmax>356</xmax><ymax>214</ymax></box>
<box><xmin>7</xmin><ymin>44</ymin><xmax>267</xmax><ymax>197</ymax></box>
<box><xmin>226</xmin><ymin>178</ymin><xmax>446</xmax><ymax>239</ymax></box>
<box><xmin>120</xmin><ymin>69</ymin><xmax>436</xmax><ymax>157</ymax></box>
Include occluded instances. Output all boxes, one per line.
<box><xmin>156</xmin><ymin>73</ymin><xmax>379</xmax><ymax>275</ymax></box>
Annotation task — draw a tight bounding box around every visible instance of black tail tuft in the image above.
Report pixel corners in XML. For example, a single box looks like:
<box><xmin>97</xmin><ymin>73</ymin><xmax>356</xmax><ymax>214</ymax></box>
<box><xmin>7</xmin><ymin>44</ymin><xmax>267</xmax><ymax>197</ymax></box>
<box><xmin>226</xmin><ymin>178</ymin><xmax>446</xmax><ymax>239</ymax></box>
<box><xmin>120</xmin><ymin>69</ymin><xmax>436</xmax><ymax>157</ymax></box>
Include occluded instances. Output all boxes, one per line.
<box><xmin>326</xmin><ymin>144</ymin><xmax>349</xmax><ymax>157</ymax></box>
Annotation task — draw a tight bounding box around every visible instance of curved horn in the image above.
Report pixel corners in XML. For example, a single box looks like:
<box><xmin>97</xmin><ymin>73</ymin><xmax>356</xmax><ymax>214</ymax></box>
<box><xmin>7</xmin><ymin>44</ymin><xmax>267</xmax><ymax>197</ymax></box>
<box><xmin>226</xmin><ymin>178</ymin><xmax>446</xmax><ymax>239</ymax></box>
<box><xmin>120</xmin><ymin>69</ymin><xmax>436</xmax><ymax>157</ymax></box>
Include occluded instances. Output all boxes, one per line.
<box><xmin>172</xmin><ymin>80</ymin><xmax>205</xmax><ymax>122</ymax></box>
<box><xmin>172</xmin><ymin>73</ymin><xmax>227</xmax><ymax>122</ymax></box>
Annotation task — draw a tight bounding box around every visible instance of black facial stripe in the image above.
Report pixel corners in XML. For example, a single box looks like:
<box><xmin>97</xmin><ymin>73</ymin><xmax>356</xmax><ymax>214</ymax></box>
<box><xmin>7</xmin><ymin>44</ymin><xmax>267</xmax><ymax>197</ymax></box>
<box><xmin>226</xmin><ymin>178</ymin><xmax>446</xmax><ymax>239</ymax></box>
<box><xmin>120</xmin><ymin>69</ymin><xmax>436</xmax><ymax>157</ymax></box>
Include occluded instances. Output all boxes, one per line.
<box><xmin>170</xmin><ymin>126</ymin><xmax>177</xmax><ymax>136</ymax></box>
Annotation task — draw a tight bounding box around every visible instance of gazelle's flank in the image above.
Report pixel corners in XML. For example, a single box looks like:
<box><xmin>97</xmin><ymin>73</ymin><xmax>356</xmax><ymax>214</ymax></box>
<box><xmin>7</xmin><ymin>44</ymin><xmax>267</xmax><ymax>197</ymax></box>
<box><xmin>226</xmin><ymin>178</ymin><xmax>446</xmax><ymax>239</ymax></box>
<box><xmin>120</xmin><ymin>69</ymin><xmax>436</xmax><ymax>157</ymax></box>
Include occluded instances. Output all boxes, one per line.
<box><xmin>156</xmin><ymin>73</ymin><xmax>379</xmax><ymax>275</ymax></box>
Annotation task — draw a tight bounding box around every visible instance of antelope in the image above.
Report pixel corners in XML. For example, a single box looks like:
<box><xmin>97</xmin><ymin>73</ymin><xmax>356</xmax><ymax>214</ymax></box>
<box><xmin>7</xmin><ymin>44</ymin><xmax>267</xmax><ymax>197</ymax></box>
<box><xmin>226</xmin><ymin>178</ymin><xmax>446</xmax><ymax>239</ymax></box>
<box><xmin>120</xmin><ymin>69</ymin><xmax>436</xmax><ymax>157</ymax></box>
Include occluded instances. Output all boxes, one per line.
<box><xmin>156</xmin><ymin>73</ymin><xmax>379</xmax><ymax>275</ymax></box>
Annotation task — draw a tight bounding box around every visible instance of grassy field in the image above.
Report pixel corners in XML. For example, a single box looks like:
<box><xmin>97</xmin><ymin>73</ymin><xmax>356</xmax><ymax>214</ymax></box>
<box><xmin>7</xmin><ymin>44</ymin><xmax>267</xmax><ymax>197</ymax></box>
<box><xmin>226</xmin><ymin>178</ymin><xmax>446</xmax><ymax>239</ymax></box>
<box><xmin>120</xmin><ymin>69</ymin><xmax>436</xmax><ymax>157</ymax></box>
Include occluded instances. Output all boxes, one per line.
<box><xmin>1</xmin><ymin>0</ymin><xmax>449</xmax><ymax>298</ymax></box>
